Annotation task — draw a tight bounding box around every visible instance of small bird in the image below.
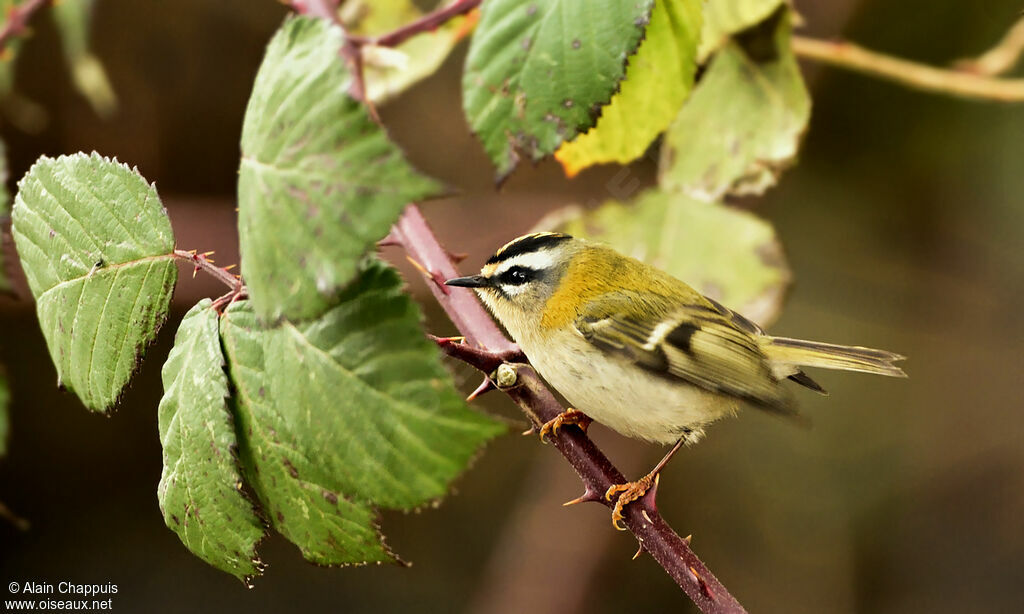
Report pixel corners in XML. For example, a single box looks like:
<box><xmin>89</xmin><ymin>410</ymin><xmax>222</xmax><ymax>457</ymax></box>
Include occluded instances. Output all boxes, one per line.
<box><xmin>446</xmin><ymin>232</ymin><xmax>906</xmax><ymax>528</ymax></box>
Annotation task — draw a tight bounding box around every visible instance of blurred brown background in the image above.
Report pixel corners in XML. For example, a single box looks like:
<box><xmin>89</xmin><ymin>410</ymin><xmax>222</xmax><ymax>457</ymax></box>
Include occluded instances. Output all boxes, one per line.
<box><xmin>1</xmin><ymin>1</ymin><xmax>1023</xmax><ymax>612</ymax></box>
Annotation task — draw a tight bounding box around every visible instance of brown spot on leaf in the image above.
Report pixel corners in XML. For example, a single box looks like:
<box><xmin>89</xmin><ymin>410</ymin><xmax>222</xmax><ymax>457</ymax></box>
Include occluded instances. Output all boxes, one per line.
<box><xmin>282</xmin><ymin>458</ymin><xmax>299</xmax><ymax>479</ymax></box>
<box><xmin>572</xmin><ymin>39</ymin><xmax>581</xmax><ymax>49</ymax></box>
<box><xmin>323</xmin><ymin>491</ymin><xmax>338</xmax><ymax>505</ymax></box>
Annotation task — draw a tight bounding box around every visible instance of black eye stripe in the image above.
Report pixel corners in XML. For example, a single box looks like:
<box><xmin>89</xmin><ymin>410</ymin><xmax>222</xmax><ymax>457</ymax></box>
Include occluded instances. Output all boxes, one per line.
<box><xmin>497</xmin><ymin>266</ymin><xmax>539</xmax><ymax>286</ymax></box>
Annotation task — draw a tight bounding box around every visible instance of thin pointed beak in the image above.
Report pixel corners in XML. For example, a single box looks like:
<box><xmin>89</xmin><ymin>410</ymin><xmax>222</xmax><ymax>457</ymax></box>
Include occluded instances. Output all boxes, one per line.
<box><xmin>445</xmin><ymin>275</ymin><xmax>490</xmax><ymax>288</ymax></box>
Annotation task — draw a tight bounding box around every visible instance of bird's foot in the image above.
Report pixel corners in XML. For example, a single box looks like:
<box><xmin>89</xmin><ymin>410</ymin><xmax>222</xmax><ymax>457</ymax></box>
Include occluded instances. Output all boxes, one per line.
<box><xmin>605</xmin><ymin>473</ymin><xmax>659</xmax><ymax>531</ymax></box>
<box><xmin>536</xmin><ymin>408</ymin><xmax>593</xmax><ymax>442</ymax></box>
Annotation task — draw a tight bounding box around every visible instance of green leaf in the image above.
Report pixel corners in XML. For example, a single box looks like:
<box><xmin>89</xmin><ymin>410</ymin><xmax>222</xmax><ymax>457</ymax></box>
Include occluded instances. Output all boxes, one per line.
<box><xmin>343</xmin><ymin>0</ymin><xmax>474</xmax><ymax>105</ymax></box>
<box><xmin>0</xmin><ymin>138</ymin><xmax>11</xmax><ymax>295</ymax></box>
<box><xmin>542</xmin><ymin>189</ymin><xmax>790</xmax><ymax>325</ymax></box>
<box><xmin>0</xmin><ymin>370</ymin><xmax>9</xmax><ymax>458</ymax></box>
<box><xmin>157</xmin><ymin>300</ymin><xmax>265</xmax><ymax>584</ymax></box>
<box><xmin>239</xmin><ymin>16</ymin><xmax>442</xmax><ymax>323</ymax></box>
<box><xmin>555</xmin><ymin>0</ymin><xmax>702</xmax><ymax>177</ymax></box>
<box><xmin>463</xmin><ymin>0</ymin><xmax>655</xmax><ymax>179</ymax></box>
<box><xmin>220</xmin><ymin>259</ymin><xmax>504</xmax><ymax>565</ymax></box>
<box><xmin>698</xmin><ymin>0</ymin><xmax>786</xmax><ymax>61</ymax></box>
<box><xmin>11</xmin><ymin>153</ymin><xmax>177</xmax><ymax>412</ymax></box>
<box><xmin>50</xmin><ymin>0</ymin><xmax>118</xmax><ymax>117</ymax></box>
<box><xmin>659</xmin><ymin>10</ymin><xmax>809</xmax><ymax>201</ymax></box>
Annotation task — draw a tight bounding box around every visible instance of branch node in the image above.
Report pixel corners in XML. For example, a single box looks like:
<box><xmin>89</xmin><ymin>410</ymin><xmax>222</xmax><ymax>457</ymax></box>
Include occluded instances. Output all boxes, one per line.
<box><xmin>690</xmin><ymin>566</ymin><xmax>716</xmax><ymax>601</ymax></box>
<box><xmin>491</xmin><ymin>363</ymin><xmax>519</xmax><ymax>389</ymax></box>
<box><xmin>406</xmin><ymin>255</ymin><xmax>451</xmax><ymax>295</ymax></box>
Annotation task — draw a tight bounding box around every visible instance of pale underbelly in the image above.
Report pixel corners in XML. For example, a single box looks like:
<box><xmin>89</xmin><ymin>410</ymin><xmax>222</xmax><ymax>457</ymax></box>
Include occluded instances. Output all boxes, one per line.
<box><xmin>520</xmin><ymin>329</ymin><xmax>739</xmax><ymax>445</ymax></box>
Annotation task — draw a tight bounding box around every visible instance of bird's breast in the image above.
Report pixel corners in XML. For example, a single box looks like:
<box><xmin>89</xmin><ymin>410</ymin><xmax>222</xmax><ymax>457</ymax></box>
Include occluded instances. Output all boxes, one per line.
<box><xmin>516</xmin><ymin>326</ymin><xmax>739</xmax><ymax>445</ymax></box>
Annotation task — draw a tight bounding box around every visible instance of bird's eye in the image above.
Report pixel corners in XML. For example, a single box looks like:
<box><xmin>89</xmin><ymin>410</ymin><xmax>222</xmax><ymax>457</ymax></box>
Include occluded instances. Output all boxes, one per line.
<box><xmin>499</xmin><ymin>266</ymin><xmax>536</xmax><ymax>286</ymax></box>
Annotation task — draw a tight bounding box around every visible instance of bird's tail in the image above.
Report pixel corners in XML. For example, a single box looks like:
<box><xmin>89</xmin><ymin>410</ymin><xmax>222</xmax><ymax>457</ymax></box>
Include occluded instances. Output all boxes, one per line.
<box><xmin>764</xmin><ymin>337</ymin><xmax>907</xmax><ymax>378</ymax></box>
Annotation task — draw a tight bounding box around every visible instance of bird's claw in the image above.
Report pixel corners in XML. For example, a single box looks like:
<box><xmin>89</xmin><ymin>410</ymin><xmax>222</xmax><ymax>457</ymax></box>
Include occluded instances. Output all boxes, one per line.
<box><xmin>605</xmin><ymin>475</ymin><xmax>655</xmax><ymax>531</ymax></box>
<box><xmin>537</xmin><ymin>408</ymin><xmax>592</xmax><ymax>443</ymax></box>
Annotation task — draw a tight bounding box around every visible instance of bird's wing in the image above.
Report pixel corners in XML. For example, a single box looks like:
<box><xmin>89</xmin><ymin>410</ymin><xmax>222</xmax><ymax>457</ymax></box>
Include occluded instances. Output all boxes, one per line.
<box><xmin>574</xmin><ymin>293</ymin><xmax>796</xmax><ymax>413</ymax></box>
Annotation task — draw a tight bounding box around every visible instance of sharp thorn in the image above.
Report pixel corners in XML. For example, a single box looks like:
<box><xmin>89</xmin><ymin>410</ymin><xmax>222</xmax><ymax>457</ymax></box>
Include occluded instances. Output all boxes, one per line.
<box><xmin>684</xmin><ymin>534</ymin><xmax>692</xmax><ymax>545</ymax></box>
<box><xmin>405</xmin><ymin>255</ymin><xmax>429</xmax><ymax>275</ymax></box>
<box><xmin>465</xmin><ymin>377</ymin><xmax>495</xmax><ymax>402</ymax></box>
<box><xmin>642</xmin><ymin>473</ymin><xmax>661</xmax><ymax>512</ymax></box>
<box><xmin>562</xmin><ymin>488</ymin><xmax>600</xmax><ymax>507</ymax></box>
<box><xmin>377</xmin><ymin>232</ymin><xmax>400</xmax><ymax>247</ymax></box>
<box><xmin>434</xmin><ymin>336</ymin><xmax>465</xmax><ymax>345</ymax></box>
<box><xmin>202</xmin><ymin>251</ymin><xmax>215</xmax><ymax>257</ymax></box>
<box><xmin>223</xmin><ymin>264</ymin><xmax>237</xmax><ymax>271</ymax></box>
<box><xmin>632</xmin><ymin>542</ymin><xmax>644</xmax><ymax>560</ymax></box>
<box><xmin>446</xmin><ymin>249</ymin><xmax>469</xmax><ymax>263</ymax></box>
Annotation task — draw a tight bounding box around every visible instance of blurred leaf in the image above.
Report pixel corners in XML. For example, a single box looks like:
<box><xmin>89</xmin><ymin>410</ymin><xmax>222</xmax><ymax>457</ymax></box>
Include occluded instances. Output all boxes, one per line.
<box><xmin>343</xmin><ymin>0</ymin><xmax>474</xmax><ymax>105</ymax></box>
<box><xmin>220</xmin><ymin>260</ymin><xmax>504</xmax><ymax>565</ymax></box>
<box><xmin>11</xmin><ymin>153</ymin><xmax>177</xmax><ymax>412</ymax></box>
<box><xmin>542</xmin><ymin>189</ymin><xmax>790</xmax><ymax>325</ymax></box>
<box><xmin>0</xmin><ymin>138</ymin><xmax>10</xmax><ymax>295</ymax></box>
<box><xmin>698</xmin><ymin>0</ymin><xmax>786</xmax><ymax>61</ymax></box>
<box><xmin>0</xmin><ymin>0</ymin><xmax>24</xmax><ymax>97</ymax></box>
<box><xmin>157</xmin><ymin>300</ymin><xmax>265</xmax><ymax>584</ymax></box>
<box><xmin>50</xmin><ymin>0</ymin><xmax>117</xmax><ymax>116</ymax></box>
<box><xmin>0</xmin><ymin>371</ymin><xmax>8</xmax><ymax>458</ymax></box>
<box><xmin>554</xmin><ymin>0</ymin><xmax>702</xmax><ymax>177</ymax></box>
<box><xmin>239</xmin><ymin>17</ymin><xmax>441</xmax><ymax>323</ymax></box>
<box><xmin>463</xmin><ymin>0</ymin><xmax>655</xmax><ymax>180</ymax></box>
<box><xmin>659</xmin><ymin>10</ymin><xmax>809</xmax><ymax>201</ymax></box>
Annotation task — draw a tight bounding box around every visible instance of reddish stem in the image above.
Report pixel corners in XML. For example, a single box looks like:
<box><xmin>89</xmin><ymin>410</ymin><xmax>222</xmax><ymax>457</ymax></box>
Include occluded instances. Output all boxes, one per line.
<box><xmin>392</xmin><ymin>205</ymin><xmax>509</xmax><ymax>350</ymax></box>
<box><xmin>0</xmin><ymin>0</ymin><xmax>51</xmax><ymax>51</ymax></box>
<box><xmin>354</xmin><ymin>0</ymin><xmax>482</xmax><ymax>48</ymax></box>
<box><xmin>390</xmin><ymin>204</ymin><xmax>747</xmax><ymax>614</ymax></box>
<box><xmin>289</xmin><ymin>0</ymin><xmax>377</xmax><ymax>117</ymax></box>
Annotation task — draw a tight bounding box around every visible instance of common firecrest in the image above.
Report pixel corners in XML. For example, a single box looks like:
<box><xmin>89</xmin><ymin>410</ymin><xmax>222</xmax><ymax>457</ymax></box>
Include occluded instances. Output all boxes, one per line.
<box><xmin>447</xmin><ymin>232</ymin><xmax>905</xmax><ymax>527</ymax></box>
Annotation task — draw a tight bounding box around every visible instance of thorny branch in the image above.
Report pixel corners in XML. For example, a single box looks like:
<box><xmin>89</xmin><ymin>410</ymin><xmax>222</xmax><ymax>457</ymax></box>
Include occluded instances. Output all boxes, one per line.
<box><xmin>0</xmin><ymin>0</ymin><xmax>50</xmax><ymax>52</ymax></box>
<box><xmin>293</xmin><ymin>2</ymin><xmax>1024</xmax><ymax>612</ymax></box>
<box><xmin>172</xmin><ymin>249</ymin><xmax>246</xmax><ymax>310</ymax></box>
<box><xmin>389</xmin><ymin>204</ymin><xmax>747</xmax><ymax>614</ymax></box>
